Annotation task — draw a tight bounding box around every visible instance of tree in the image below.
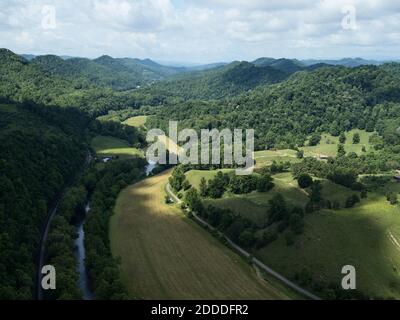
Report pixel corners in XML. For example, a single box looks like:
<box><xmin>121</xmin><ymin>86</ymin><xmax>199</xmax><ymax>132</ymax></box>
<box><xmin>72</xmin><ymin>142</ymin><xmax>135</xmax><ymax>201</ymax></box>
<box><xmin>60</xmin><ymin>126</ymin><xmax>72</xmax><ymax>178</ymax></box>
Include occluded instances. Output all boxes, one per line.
<box><xmin>353</xmin><ymin>133</ymin><xmax>360</xmax><ymax>144</ymax></box>
<box><xmin>268</xmin><ymin>194</ymin><xmax>289</xmax><ymax>224</ymax></box>
<box><xmin>297</xmin><ymin>173</ymin><xmax>313</xmax><ymax>189</ymax></box>
<box><xmin>296</xmin><ymin>150</ymin><xmax>304</xmax><ymax>159</ymax></box>
<box><xmin>337</xmin><ymin>144</ymin><xmax>346</xmax><ymax>157</ymax></box>
<box><xmin>386</xmin><ymin>192</ymin><xmax>398</xmax><ymax>205</ymax></box>
<box><xmin>184</xmin><ymin>188</ymin><xmax>203</xmax><ymax>213</ymax></box>
<box><xmin>239</xmin><ymin>229</ymin><xmax>256</xmax><ymax>247</ymax></box>
<box><xmin>310</xmin><ymin>180</ymin><xmax>323</xmax><ymax>204</ymax></box>
<box><xmin>257</xmin><ymin>173</ymin><xmax>274</xmax><ymax>192</ymax></box>
<box><xmin>339</xmin><ymin>132</ymin><xmax>346</xmax><ymax>144</ymax></box>
<box><xmin>199</xmin><ymin>177</ymin><xmax>208</xmax><ymax>197</ymax></box>
<box><xmin>308</xmin><ymin>133</ymin><xmax>321</xmax><ymax>146</ymax></box>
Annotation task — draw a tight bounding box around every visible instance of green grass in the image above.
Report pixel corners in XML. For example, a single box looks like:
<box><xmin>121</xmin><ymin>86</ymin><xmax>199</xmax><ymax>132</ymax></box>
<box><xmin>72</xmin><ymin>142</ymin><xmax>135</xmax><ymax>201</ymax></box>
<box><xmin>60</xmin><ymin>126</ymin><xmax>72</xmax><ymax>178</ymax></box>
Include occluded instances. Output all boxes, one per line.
<box><xmin>319</xmin><ymin>179</ymin><xmax>359</xmax><ymax>207</ymax></box>
<box><xmin>123</xmin><ymin>116</ymin><xmax>148</xmax><ymax>128</ymax></box>
<box><xmin>244</xmin><ymin>173</ymin><xmax>309</xmax><ymax>208</ymax></box>
<box><xmin>254</xmin><ymin>149</ymin><xmax>300</xmax><ymax>168</ymax></box>
<box><xmin>301</xmin><ymin>129</ymin><xmax>375</xmax><ymax>157</ymax></box>
<box><xmin>256</xmin><ymin>194</ymin><xmax>400</xmax><ymax>299</ymax></box>
<box><xmin>91</xmin><ymin>135</ymin><xmax>143</xmax><ymax>158</ymax></box>
<box><xmin>110</xmin><ymin>170</ymin><xmax>291</xmax><ymax>299</ymax></box>
<box><xmin>185</xmin><ymin>167</ymin><xmax>400</xmax><ymax>298</ymax></box>
<box><xmin>205</xmin><ymin>197</ymin><xmax>267</xmax><ymax>227</ymax></box>
<box><xmin>185</xmin><ymin>169</ymin><xmax>233</xmax><ymax>189</ymax></box>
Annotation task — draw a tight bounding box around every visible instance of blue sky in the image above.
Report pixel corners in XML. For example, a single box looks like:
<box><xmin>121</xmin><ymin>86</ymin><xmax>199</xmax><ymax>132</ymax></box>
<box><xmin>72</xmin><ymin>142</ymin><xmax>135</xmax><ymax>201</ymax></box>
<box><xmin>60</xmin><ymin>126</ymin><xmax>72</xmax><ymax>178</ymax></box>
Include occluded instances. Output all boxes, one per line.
<box><xmin>0</xmin><ymin>0</ymin><xmax>399</xmax><ymax>63</ymax></box>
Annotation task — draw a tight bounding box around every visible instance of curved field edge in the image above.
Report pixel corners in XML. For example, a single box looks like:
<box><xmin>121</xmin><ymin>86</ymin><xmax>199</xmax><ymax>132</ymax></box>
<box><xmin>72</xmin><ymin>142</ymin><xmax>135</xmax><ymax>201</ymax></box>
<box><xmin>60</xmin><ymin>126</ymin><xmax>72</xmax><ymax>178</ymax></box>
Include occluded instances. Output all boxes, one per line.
<box><xmin>109</xmin><ymin>170</ymin><xmax>291</xmax><ymax>300</ymax></box>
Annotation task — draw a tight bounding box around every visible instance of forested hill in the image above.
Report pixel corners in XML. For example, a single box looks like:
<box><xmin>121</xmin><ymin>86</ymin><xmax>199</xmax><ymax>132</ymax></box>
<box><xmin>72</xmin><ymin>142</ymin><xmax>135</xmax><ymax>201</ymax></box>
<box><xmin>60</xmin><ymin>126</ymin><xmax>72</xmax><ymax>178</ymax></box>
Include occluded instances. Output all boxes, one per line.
<box><xmin>144</xmin><ymin>61</ymin><xmax>290</xmax><ymax>100</ymax></box>
<box><xmin>148</xmin><ymin>64</ymin><xmax>400</xmax><ymax>150</ymax></box>
<box><xmin>252</xmin><ymin>57</ymin><xmax>305</xmax><ymax>73</ymax></box>
<box><xmin>30</xmin><ymin>54</ymin><xmax>184</xmax><ymax>91</ymax></box>
<box><xmin>0</xmin><ymin>102</ymin><xmax>88</xmax><ymax>299</ymax></box>
<box><xmin>0</xmin><ymin>49</ymin><xmax>175</xmax><ymax>116</ymax></box>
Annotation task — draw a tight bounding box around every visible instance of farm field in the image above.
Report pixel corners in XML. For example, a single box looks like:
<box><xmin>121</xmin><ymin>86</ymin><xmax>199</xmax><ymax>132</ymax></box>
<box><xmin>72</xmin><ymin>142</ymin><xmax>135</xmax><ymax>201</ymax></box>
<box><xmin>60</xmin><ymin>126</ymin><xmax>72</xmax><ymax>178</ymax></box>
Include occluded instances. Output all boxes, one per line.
<box><xmin>185</xmin><ymin>168</ymin><xmax>400</xmax><ymax>299</ymax></box>
<box><xmin>254</xmin><ymin>149</ymin><xmax>300</xmax><ymax>168</ymax></box>
<box><xmin>256</xmin><ymin>194</ymin><xmax>400</xmax><ymax>299</ymax></box>
<box><xmin>123</xmin><ymin>115</ymin><xmax>148</xmax><ymax>128</ymax></box>
<box><xmin>301</xmin><ymin>129</ymin><xmax>375</xmax><ymax>157</ymax></box>
<box><xmin>109</xmin><ymin>170</ymin><xmax>291</xmax><ymax>300</ymax></box>
<box><xmin>91</xmin><ymin>135</ymin><xmax>143</xmax><ymax>158</ymax></box>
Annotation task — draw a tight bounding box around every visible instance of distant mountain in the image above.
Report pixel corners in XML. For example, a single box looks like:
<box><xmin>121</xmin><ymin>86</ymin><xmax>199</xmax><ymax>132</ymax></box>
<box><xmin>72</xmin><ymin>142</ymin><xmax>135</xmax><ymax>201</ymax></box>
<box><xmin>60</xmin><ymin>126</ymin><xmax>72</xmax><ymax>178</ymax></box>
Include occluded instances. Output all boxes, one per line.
<box><xmin>31</xmin><ymin>55</ymin><xmax>142</xmax><ymax>90</ymax></box>
<box><xmin>252</xmin><ymin>58</ymin><xmax>305</xmax><ymax>73</ymax></box>
<box><xmin>21</xmin><ymin>54</ymin><xmax>36</xmax><ymax>61</ymax></box>
<box><xmin>28</xmin><ymin>54</ymin><xmax>192</xmax><ymax>90</ymax></box>
<box><xmin>186</xmin><ymin>62</ymin><xmax>228</xmax><ymax>72</ymax></box>
<box><xmin>301</xmin><ymin>58</ymin><xmax>384</xmax><ymax>68</ymax></box>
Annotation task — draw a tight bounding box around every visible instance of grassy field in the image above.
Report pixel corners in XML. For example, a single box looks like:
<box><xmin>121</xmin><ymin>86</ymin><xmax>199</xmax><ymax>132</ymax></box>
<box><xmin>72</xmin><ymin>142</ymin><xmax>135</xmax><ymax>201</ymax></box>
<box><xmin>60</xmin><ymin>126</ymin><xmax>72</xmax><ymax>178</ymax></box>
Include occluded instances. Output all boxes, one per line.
<box><xmin>254</xmin><ymin>149</ymin><xmax>300</xmax><ymax>168</ymax></box>
<box><xmin>186</xmin><ymin>169</ymin><xmax>233</xmax><ymax>189</ymax></box>
<box><xmin>123</xmin><ymin>116</ymin><xmax>148</xmax><ymax>128</ymax></box>
<box><xmin>190</xmin><ymin>170</ymin><xmax>308</xmax><ymax>225</ymax></box>
<box><xmin>185</xmin><ymin>168</ymin><xmax>400</xmax><ymax>298</ymax></box>
<box><xmin>256</xmin><ymin>194</ymin><xmax>400</xmax><ymax>299</ymax></box>
<box><xmin>91</xmin><ymin>135</ymin><xmax>143</xmax><ymax>158</ymax></box>
<box><xmin>301</xmin><ymin>129</ymin><xmax>375</xmax><ymax>157</ymax></box>
<box><xmin>109</xmin><ymin>170</ymin><xmax>291</xmax><ymax>300</ymax></box>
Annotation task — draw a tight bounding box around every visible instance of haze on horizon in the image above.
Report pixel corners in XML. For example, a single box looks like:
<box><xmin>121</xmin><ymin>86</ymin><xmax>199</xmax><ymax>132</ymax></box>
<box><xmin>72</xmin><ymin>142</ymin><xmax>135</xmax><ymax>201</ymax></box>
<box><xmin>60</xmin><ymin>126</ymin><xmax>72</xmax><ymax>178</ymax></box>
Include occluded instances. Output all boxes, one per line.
<box><xmin>0</xmin><ymin>0</ymin><xmax>399</xmax><ymax>64</ymax></box>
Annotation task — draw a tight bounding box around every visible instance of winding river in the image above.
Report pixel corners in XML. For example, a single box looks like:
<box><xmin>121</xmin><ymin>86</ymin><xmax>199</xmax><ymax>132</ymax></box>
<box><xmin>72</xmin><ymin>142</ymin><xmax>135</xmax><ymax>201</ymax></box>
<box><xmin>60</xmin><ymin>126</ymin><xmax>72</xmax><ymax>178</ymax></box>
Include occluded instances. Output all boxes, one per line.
<box><xmin>75</xmin><ymin>160</ymin><xmax>157</xmax><ymax>299</ymax></box>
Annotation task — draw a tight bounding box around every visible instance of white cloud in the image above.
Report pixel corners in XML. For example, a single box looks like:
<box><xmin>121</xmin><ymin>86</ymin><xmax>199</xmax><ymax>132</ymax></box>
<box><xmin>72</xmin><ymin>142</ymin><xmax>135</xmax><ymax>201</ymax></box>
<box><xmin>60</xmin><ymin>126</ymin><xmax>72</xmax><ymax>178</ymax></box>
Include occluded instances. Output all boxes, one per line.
<box><xmin>0</xmin><ymin>0</ymin><xmax>399</xmax><ymax>62</ymax></box>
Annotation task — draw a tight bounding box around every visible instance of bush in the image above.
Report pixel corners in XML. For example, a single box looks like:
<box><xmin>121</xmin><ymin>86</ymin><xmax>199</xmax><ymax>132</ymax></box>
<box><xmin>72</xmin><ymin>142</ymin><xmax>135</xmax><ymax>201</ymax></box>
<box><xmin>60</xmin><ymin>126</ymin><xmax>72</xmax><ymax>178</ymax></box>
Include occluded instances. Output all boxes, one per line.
<box><xmin>297</xmin><ymin>173</ymin><xmax>313</xmax><ymax>189</ymax></box>
<box><xmin>386</xmin><ymin>192</ymin><xmax>398</xmax><ymax>205</ymax></box>
<box><xmin>238</xmin><ymin>229</ymin><xmax>256</xmax><ymax>247</ymax></box>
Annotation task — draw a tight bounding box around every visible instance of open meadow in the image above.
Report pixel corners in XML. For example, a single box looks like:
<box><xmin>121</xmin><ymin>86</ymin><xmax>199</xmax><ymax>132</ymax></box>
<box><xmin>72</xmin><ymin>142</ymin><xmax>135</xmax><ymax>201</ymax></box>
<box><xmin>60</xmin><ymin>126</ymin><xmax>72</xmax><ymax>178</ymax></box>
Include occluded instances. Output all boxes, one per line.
<box><xmin>91</xmin><ymin>135</ymin><xmax>143</xmax><ymax>158</ymax></box>
<box><xmin>109</xmin><ymin>170</ymin><xmax>291</xmax><ymax>300</ymax></box>
<box><xmin>184</xmin><ymin>167</ymin><xmax>400</xmax><ymax>299</ymax></box>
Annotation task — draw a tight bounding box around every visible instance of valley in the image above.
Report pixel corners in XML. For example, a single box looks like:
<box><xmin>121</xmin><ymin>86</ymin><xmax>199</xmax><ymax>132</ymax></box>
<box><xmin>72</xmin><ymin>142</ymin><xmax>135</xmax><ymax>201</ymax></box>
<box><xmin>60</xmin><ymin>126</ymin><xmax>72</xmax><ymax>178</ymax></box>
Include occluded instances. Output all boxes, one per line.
<box><xmin>1</xmin><ymin>48</ymin><xmax>400</xmax><ymax>301</ymax></box>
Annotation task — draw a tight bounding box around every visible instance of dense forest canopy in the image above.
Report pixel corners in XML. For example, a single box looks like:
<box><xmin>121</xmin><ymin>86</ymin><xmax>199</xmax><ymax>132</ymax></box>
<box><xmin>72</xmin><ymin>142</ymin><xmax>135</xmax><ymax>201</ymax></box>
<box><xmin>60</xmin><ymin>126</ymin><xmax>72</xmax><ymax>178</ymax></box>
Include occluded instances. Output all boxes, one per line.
<box><xmin>1</xmin><ymin>46</ymin><xmax>400</xmax><ymax>300</ymax></box>
<box><xmin>148</xmin><ymin>65</ymin><xmax>400</xmax><ymax>150</ymax></box>
<box><xmin>0</xmin><ymin>102</ymin><xmax>87</xmax><ymax>299</ymax></box>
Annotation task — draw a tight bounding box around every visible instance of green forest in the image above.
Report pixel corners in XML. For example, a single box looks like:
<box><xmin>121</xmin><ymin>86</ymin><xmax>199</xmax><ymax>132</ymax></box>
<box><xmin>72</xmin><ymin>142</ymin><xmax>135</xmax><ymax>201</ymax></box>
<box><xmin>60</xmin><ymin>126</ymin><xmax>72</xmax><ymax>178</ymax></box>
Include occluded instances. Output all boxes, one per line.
<box><xmin>1</xmin><ymin>47</ymin><xmax>400</xmax><ymax>300</ymax></box>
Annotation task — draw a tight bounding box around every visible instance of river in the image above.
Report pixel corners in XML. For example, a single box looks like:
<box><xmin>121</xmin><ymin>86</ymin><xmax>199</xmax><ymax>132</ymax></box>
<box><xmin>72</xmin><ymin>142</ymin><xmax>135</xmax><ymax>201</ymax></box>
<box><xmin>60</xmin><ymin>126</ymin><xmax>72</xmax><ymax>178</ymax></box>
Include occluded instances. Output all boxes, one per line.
<box><xmin>75</xmin><ymin>202</ymin><xmax>94</xmax><ymax>300</ymax></box>
<box><xmin>75</xmin><ymin>160</ymin><xmax>157</xmax><ymax>300</ymax></box>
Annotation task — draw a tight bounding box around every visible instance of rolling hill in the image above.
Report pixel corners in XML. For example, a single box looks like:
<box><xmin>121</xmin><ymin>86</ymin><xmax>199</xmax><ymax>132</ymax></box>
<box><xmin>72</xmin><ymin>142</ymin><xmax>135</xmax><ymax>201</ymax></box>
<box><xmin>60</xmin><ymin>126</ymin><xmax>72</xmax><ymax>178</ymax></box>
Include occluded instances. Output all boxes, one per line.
<box><xmin>147</xmin><ymin>61</ymin><xmax>289</xmax><ymax>100</ymax></box>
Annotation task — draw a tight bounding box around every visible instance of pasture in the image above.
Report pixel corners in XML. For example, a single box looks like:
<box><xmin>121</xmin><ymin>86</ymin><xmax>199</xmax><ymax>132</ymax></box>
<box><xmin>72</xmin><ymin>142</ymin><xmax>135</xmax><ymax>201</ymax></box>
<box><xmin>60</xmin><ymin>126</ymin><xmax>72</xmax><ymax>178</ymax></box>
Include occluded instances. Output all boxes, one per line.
<box><xmin>123</xmin><ymin>116</ymin><xmax>148</xmax><ymax>128</ymax></box>
<box><xmin>185</xmin><ymin>168</ymin><xmax>400</xmax><ymax>298</ymax></box>
<box><xmin>109</xmin><ymin>170</ymin><xmax>290</xmax><ymax>299</ymax></box>
<box><xmin>91</xmin><ymin>135</ymin><xmax>143</xmax><ymax>158</ymax></box>
<box><xmin>301</xmin><ymin>129</ymin><xmax>375</xmax><ymax>158</ymax></box>
<box><xmin>256</xmin><ymin>194</ymin><xmax>400</xmax><ymax>299</ymax></box>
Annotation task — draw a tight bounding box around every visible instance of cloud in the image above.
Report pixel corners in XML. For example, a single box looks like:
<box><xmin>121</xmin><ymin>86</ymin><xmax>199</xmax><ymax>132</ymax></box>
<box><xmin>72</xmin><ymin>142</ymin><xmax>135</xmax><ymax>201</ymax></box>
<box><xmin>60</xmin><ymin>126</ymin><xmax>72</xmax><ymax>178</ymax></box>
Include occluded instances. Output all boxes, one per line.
<box><xmin>0</xmin><ymin>0</ymin><xmax>399</xmax><ymax>62</ymax></box>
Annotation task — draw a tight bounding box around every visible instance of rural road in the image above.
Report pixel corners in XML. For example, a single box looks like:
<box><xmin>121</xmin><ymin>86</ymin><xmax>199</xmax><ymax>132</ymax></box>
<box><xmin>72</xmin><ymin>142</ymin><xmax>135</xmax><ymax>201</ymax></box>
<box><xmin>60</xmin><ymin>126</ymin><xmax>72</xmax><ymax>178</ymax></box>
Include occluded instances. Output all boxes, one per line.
<box><xmin>166</xmin><ymin>183</ymin><xmax>321</xmax><ymax>300</ymax></box>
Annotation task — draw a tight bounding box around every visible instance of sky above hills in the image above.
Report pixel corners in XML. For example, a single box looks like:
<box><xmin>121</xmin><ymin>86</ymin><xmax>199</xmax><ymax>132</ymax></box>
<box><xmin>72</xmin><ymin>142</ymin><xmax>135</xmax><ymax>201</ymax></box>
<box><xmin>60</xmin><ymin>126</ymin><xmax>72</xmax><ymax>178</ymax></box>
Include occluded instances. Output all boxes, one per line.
<box><xmin>0</xmin><ymin>0</ymin><xmax>399</xmax><ymax>64</ymax></box>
